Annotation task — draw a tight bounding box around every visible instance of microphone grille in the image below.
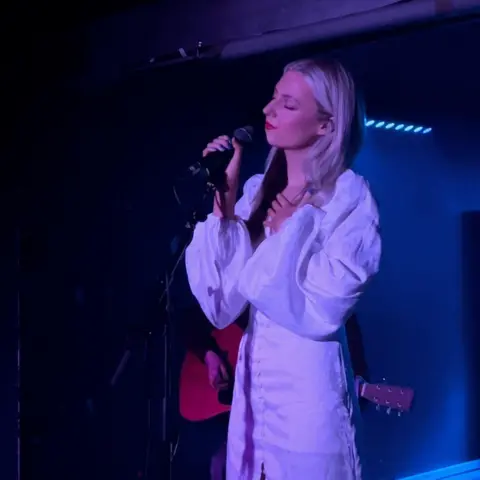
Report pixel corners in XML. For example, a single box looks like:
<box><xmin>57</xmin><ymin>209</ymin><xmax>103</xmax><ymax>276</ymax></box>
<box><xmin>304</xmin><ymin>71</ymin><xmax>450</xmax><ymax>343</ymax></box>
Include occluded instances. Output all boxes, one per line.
<box><xmin>233</xmin><ymin>126</ymin><xmax>254</xmax><ymax>144</ymax></box>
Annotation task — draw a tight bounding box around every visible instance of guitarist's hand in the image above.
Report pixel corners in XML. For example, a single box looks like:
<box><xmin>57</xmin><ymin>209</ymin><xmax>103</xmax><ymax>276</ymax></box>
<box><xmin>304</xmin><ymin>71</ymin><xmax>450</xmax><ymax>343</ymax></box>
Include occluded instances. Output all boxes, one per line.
<box><xmin>205</xmin><ymin>351</ymin><xmax>229</xmax><ymax>391</ymax></box>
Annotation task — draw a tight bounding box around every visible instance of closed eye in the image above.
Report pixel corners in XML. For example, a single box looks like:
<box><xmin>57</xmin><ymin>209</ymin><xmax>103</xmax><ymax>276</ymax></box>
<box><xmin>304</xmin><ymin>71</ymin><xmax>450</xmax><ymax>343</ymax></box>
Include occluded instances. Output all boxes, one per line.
<box><xmin>270</xmin><ymin>93</ymin><xmax>298</xmax><ymax>110</ymax></box>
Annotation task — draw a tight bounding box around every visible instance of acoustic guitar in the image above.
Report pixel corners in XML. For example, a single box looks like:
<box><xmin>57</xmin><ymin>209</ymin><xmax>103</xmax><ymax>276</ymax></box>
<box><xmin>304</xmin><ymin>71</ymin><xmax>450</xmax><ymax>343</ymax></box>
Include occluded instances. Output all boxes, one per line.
<box><xmin>179</xmin><ymin>322</ymin><xmax>243</xmax><ymax>422</ymax></box>
<box><xmin>179</xmin><ymin>323</ymin><xmax>415</xmax><ymax>421</ymax></box>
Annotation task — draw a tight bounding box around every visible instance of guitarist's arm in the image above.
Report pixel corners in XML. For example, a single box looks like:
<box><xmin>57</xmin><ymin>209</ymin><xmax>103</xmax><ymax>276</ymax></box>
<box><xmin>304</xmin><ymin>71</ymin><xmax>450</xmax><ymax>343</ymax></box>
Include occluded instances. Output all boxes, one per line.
<box><xmin>179</xmin><ymin>303</ymin><xmax>229</xmax><ymax>390</ymax></box>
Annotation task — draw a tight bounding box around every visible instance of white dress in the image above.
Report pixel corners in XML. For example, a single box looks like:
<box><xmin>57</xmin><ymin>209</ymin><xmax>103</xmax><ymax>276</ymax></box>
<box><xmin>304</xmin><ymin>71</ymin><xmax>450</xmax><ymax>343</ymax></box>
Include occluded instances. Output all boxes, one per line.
<box><xmin>185</xmin><ymin>169</ymin><xmax>381</xmax><ymax>480</ymax></box>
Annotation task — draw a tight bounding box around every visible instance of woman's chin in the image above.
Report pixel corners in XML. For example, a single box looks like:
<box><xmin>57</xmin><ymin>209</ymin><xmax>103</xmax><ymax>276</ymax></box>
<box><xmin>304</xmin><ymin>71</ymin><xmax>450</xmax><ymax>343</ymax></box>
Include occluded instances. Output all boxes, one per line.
<box><xmin>265</xmin><ymin>130</ymin><xmax>281</xmax><ymax>147</ymax></box>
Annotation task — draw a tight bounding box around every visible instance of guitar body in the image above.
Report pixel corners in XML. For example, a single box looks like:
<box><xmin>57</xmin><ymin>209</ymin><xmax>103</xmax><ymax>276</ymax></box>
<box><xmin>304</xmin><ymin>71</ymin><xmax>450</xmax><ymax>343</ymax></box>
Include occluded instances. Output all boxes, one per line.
<box><xmin>179</xmin><ymin>323</ymin><xmax>243</xmax><ymax>422</ymax></box>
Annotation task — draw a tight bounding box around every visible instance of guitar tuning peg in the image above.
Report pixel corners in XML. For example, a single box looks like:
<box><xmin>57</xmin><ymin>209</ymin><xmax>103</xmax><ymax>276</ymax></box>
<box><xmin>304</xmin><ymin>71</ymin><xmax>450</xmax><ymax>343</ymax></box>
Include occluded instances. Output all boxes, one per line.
<box><xmin>382</xmin><ymin>377</ymin><xmax>387</xmax><ymax>383</ymax></box>
<box><xmin>397</xmin><ymin>411</ymin><xmax>402</xmax><ymax>417</ymax></box>
<box><xmin>386</xmin><ymin>407</ymin><xmax>392</xmax><ymax>415</ymax></box>
<box><xmin>376</xmin><ymin>404</ymin><xmax>381</xmax><ymax>411</ymax></box>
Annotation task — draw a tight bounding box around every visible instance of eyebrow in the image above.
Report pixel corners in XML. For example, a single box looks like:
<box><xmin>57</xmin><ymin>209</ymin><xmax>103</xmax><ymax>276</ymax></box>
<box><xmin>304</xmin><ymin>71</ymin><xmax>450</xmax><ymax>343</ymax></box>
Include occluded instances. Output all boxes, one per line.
<box><xmin>274</xmin><ymin>89</ymin><xmax>298</xmax><ymax>102</ymax></box>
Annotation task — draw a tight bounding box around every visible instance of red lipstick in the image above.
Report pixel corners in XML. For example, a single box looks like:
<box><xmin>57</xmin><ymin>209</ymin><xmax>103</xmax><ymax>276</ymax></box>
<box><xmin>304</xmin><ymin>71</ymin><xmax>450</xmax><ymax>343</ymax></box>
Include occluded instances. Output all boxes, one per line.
<box><xmin>265</xmin><ymin>122</ymin><xmax>276</xmax><ymax>130</ymax></box>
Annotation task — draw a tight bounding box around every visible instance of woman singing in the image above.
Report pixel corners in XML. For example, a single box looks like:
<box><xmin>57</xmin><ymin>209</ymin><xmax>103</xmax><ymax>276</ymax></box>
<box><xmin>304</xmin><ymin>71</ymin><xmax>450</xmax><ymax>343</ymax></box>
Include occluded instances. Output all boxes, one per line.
<box><xmin>185</xmin><ymin>58</ymin><xmax>381</xmax><ymax>480</ymax></box>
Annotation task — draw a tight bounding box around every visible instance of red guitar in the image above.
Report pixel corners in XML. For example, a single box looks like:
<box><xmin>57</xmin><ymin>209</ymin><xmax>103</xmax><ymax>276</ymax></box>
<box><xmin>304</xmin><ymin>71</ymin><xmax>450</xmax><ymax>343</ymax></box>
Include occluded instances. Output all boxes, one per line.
<box><xmin>179</xmin><ymin>322</ymin><xmax>243</xmax><ymax>422</ymax></box>
<box><xmin>179</xmin><ymin>323</ymin><xmax>415</xmax><ymax>421</ymax></box>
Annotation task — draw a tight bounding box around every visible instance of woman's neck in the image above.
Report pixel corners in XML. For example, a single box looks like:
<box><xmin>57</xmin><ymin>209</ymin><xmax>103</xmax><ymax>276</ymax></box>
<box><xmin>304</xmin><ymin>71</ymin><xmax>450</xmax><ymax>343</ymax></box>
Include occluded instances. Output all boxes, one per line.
<box><xmin>284</xmin><ymin>148</ymin><xmax>308</xmax><ymax>188</ymax></box>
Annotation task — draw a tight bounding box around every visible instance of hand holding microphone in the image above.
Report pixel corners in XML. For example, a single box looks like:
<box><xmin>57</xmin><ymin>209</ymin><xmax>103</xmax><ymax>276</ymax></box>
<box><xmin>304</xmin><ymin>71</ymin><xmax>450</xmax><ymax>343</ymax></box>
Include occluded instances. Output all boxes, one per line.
<box><xmin>201</xmin><ymin>135</ymin><xmax>243</xmax><ymax>193</ymax></box>
<box><xmin>193</xmin><ymin>126</ymin><xmax>253</xmax><ymax>180</ymax></box>
<box><xmin>199</xmin><ymin>126</ymin><xmax>253</xmax><ymax>219</ymax></box>
<box><xmin>173</xmin><ymin>126</ymin><xmax>252</xmax><ymax>220</ymax></box>
<box><xmin>202</xmin><ymin>135</ymin><xmax>243</xmax><ymax>159</ymax></box>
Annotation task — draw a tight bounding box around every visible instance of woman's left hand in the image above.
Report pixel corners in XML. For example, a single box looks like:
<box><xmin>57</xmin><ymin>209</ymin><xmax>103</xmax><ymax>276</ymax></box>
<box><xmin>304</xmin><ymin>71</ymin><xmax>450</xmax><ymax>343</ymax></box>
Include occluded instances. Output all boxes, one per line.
<box><xmin>263</xmin><ymin>192</ymin><xmax>311</xmax><ymax>233</ymax></box>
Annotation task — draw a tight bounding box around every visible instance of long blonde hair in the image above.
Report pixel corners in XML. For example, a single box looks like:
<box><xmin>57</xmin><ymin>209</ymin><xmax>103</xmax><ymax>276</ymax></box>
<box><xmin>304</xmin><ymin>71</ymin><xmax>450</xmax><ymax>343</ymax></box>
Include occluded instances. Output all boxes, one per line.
<box><xmin>247</xmin><ymin>58</ymin><xmax>365</xmax><ymax>241</ymax></box>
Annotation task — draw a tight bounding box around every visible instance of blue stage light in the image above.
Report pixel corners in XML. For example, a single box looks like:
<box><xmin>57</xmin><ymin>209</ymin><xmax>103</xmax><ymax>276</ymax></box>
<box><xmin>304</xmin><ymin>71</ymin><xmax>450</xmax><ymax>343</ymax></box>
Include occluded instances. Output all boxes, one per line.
<box><xmin>365</xmin><ymin>119</ymin><xmax>432</xmax><ymax>134</ymax></box>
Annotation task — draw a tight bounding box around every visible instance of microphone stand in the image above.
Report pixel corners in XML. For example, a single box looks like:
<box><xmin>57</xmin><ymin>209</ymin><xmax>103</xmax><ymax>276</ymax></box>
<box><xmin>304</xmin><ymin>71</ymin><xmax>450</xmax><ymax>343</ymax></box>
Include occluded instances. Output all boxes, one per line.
<box><xmin>110</xmin><ymin>178</ymin><xmax>220</xmax><ymax>480</ymax></box>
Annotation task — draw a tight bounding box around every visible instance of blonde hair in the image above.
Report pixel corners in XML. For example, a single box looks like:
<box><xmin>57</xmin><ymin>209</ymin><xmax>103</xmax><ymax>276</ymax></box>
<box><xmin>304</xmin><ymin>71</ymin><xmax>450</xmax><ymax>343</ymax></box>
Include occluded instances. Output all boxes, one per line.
<box><xmin>268</xmin><ymin>58</ymin><xmax>364</xmax><ymax>192</ymax></box>
<box><xmin>247</xmin><ymin>58</ymin><xmax>365</xmax><ymax>240</ymax></box>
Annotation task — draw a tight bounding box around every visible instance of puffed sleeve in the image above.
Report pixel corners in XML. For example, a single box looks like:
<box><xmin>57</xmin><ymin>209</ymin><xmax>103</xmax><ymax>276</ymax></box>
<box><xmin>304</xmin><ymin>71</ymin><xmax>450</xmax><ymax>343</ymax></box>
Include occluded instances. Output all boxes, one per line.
<box><xmin>185</xmin><ymin>174</ymin><xmax>263</xmax><ymax>329</ymax></box>
<box><xmin>237</xmin><ymin>178</ymin><xmax>381</xmax><ymax>341</ymax></box>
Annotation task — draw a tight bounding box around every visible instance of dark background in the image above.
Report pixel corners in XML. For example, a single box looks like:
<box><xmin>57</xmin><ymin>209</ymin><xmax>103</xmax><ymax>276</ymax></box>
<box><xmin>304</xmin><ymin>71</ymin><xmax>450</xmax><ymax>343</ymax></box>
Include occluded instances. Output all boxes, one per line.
<box><xmin>3</xmin><ymin>10</ymin><xmax>480</xmax><ymax>480</ymax></box>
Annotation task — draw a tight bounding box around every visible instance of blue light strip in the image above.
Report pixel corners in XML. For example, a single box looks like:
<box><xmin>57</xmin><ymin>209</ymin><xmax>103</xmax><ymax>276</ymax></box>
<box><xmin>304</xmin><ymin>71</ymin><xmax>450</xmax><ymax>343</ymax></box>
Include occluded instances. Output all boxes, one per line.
<box><xmin>365</xmin><ymin>119</ymin><xmax>432</xmax><ymax>134</ymax></box>
<box><xmin>397</xmin><ymin>459</ymin><xmax>480</xmax><ymax>479</ymax></box>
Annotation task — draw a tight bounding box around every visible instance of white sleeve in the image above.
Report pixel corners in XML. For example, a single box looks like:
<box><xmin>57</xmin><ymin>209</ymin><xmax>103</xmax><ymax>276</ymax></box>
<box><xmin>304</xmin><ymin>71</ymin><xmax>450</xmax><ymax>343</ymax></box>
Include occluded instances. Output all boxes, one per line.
<box><xmin>237</xmin><ymin>189</ymin><xmax>381</xmax><ymax>341</ymax></box>
<box><xmin>185</xmin><ymin>174</ymin><xmax>263</xmax><ymax>329</ymax></box>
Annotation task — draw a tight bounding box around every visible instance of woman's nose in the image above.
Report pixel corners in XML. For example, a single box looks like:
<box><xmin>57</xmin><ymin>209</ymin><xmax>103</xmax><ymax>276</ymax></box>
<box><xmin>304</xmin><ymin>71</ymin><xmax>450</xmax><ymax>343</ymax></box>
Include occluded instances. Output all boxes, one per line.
<box><xmin>263</xmin><ymin>101</ymin><xmax>276</xmax><ymax>117</ymax></box>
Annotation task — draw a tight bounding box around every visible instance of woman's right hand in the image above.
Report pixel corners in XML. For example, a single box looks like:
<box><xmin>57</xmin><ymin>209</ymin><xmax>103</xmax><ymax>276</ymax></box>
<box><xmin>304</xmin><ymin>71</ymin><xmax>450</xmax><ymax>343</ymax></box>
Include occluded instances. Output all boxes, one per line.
<box><xmin>202</xmin><ymin>135</ymin><xmax>243</xmax><ymax>158</ymax></box>
<box><xmin>205</xmin><ymin>135</ymin><xmax>243</xmax><ymax>218</ymax></box>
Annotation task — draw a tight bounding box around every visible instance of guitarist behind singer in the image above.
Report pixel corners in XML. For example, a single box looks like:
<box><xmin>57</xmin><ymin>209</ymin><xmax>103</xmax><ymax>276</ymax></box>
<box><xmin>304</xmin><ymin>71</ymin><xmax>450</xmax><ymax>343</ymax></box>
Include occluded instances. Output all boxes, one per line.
<box><xmin>176</xmin><ymin>302</ymin><xmax>247</xmax><ymax>480</ymax></box>
<box><xmin>176</xmin><ymin>306</ymin><xmax>371</xmax><ymax>480</ymax></box>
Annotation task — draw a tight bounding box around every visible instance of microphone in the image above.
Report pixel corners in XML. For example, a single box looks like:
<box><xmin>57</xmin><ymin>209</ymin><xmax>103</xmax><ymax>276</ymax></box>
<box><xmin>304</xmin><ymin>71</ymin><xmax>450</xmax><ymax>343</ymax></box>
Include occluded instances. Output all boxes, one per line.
<box><xmin>183</xmin><ymin>126</ymin><xmax>254</xmax><ymax>181</ymax></box>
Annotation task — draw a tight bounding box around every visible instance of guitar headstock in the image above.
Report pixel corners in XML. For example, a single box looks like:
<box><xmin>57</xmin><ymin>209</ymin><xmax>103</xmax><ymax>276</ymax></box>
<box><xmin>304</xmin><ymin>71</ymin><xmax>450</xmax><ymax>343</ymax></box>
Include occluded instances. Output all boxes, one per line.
<box><xmin>357</xmin><ymin>378</ymin><xmax>414</xmax><ymax>416</ymax></box>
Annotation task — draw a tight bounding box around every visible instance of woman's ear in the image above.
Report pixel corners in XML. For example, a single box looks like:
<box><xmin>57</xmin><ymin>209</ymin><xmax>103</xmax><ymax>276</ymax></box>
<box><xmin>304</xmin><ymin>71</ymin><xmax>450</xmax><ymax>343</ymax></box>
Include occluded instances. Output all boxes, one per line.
<box><xmin>317</xmin><ymin>117</ymin><xmax>334</xmax><ymax>136</ymax></box>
